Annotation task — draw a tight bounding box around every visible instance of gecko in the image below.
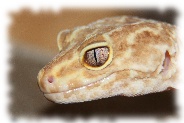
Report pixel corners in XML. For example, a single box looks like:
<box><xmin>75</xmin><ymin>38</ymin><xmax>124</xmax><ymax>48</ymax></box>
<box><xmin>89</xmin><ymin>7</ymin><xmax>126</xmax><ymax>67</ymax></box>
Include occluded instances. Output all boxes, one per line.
<box><xmin>37</xmin><ymin>16</ymin><xmax>178</xmax><ymax>104</ymax></box>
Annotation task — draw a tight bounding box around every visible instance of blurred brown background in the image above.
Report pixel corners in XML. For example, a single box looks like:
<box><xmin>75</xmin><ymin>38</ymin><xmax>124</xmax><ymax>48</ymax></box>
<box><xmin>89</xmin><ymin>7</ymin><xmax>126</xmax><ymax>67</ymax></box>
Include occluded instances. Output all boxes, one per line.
<box><xmin>9</xmin><ymin>8</ymin><xmax>177</xmax><ymax>119</ymax></box>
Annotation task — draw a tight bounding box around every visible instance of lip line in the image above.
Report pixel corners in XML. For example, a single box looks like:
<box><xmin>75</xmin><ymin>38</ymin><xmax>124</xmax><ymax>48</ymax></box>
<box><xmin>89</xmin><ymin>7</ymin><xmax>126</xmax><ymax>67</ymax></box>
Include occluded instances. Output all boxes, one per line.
<box><xmin>44</xmin><ymin>72</ymin><xmax>114</xmax><ymax>95</ymax></box>
<box><xmin>44</xmin><ymin>69</ymin><xmax>152</xmax><ymax>95</ymax></box>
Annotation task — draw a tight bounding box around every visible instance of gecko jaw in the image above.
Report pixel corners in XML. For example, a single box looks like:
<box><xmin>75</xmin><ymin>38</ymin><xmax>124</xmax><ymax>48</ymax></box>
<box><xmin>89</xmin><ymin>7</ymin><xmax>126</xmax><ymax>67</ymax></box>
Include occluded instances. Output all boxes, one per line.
<box><xmin>43</xmin><ymin>73</ymin><xmax>113</xmax><ymax>94</ymax></box>
<box><xmin>43</xmin><ymin>73</ymin><xmax>115</xmax><ymax>103</ymax></box>
<box><xmin>43</xmin><ymin>68</ymin><xmax>176</xmax><ymax>104</ymax></box>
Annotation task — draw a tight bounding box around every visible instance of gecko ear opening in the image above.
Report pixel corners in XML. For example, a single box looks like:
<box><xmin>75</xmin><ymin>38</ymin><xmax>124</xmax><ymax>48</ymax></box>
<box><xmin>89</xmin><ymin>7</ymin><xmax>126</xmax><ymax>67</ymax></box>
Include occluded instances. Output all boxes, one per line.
<box><xmin>162</xmin><ymin>51</ymin><xmax>171</xmax><ymax>73</ymax></box>
<box><xmin>80</xmin><ymin>42</ymin><xmax>113</xmax><ymax>70</ymax></box>
<box><xmin>57</xmin><ymin>30</ymin><xmax>71</xmax><ymax>51</ymax></box>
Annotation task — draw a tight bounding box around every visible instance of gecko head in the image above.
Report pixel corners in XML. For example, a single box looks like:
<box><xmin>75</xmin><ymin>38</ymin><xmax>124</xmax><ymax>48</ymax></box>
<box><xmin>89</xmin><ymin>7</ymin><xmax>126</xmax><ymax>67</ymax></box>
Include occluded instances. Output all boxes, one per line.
<box><xmin>37</xmin><ymin>38</ymin><xmax>114</xmax><ymax>93</ymax></box>
<box><xmin>37</xmin><ymin>16</ymin><xmax>178</xmax><ymax>104</ymax></box>
<box><xmin>37</xmin><ymin>33</ymin><xmax>115</xmax><ymax>103</ymax></box>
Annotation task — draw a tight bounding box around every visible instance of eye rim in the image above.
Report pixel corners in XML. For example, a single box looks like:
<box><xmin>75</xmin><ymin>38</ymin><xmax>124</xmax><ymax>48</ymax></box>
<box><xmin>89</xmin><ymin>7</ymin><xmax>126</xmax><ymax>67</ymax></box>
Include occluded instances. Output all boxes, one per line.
<box><xmin>80</xmin><ymin>42</ymin><xmax>113</xmax><ymax>70</ymax></box>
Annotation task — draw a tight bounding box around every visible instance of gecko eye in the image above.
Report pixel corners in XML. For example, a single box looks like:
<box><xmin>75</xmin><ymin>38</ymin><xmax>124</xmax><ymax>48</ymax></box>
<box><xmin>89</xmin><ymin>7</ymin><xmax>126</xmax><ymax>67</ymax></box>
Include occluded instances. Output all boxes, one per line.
<box><xmin>84</xmin><ymin>47</ymin><xmax>109</xmax><ymax>67</ymax></box>
<box><xmin>80</xmin><ymin>42</ymin><xmax>113</xmax><ymax>70</ymax></box>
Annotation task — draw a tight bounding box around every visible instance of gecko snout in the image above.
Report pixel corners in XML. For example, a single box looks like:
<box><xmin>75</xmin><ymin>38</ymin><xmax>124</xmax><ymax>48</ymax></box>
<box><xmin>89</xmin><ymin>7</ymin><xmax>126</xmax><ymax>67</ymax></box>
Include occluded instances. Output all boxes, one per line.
<box><xmin>38</xmin><ymin>68</ymin><xmax>55</xmax><ymax>84</ymax></box>
<box><xmin>37</xmin><ymin>69</ymin><xmax>58</xmax><ymax>93</ymax></box>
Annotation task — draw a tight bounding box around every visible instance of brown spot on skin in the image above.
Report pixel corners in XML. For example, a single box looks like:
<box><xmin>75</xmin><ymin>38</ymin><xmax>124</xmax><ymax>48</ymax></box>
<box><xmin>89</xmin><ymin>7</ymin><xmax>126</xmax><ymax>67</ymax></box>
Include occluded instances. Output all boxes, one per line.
<box><xmin>130</xmin><ymin>42</ymin><xmax>162</xmax><ymax>66</ymax></box>
<box><xmin>135</xmin><ymin>31</ymin><xmax>161</xmax><ymax>45</ymax></box>
<box><xmin>63</xmin><ymin>89</ymin><xmax>82</xmax><ymax>99</ymax></box>
<box><xmin>162</xmin><ymin>23</ymin><xmax>176</xmax><ymax>38</ymax></box>
<box><xmin>68</xmin><ymin>80</ymin><xmax>83</xmax><ymax>90</ymax></box>
<box><xmin>63</xmin><ymin>91</ymin><xmax>73</xmax><ymax>99</ymax></box>
<box><xmin>55</xmin><ymin>66</ymin><xmax>66</xmax><ymax>77</ymax></box>
<box><xmin>128</xmin><ymin>86</ymin><xmax>137</xmax><ymax>95</ymax></box>
<box><xmin>89</xmin><ymin>91</ymin><xmax>99</xmax><ymax>99</ymax></box>
<box><xmin>115</xmin><ymin>70</ymin><xmax>130</xmax><ymax>80</ymax></box>
<box><xmin>69</xmin><ymin>60</ymin><xmax>82</xmax><ymax>69</ymax></box>
<box><xmin>101</xmin><ymin>82</ymin><xmax>114</xmax><ymax>91</ymax></box>
<box><xmin>77</xmin><ymin>92</ymin><xmax>86</xmax><ymax>100</ymax></box>
<box><xmin>117</xmin><ymin>41</ymin><xmax>129</xmax><ymax>51</ymax></box>
<box><xmin>134</xmin><ymin>71</ymin><xmax>151</xmax><ymax>78</ymax></box>
<box><xmin>129</xmin><ymin>22</ymin><xmax>159</xmax><ymax>33</ymax></box>
<box><xmin>121</xmin><ymin>82</ymin><xmax>129</xmax><ymax>88</ymax></box>
<box><xmin>55</xmin><ymin>63</ymin><xmax>82</xmax><ymax>78</ymax></box>
<box><xmin>56</xmin><ymin>69</ymin><xmax>71</xmax><ymax>78</ymax></box>
<box><xmin>49</xmin><ymin>86</ymin><xmax>60</xmax><ymax>93</ymax></box>
<box><xmin>81</xmin><ymin>70</ymin><xmax>94</xmax><ymax>78</ymax></box>
<box><xmin>81</xmin><ymin>70</ymin><xmax>106</xmax><ymax>79</ymax></box>
<box><xmin>143</xmin><ymin>79</ymin><xmax>152</xmax><ymax>88</ymax></box>
<box><xmin>109</xmin><ymin>23</ymin><xmax>162</xmax><ymax>57</ymax></box>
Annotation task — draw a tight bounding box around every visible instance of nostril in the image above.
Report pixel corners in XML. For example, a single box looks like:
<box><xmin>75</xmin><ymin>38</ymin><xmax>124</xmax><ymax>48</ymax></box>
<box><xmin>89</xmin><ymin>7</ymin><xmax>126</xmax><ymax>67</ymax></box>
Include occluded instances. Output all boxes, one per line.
<box><xmin>48</xmin><ymin>76</ymin><xmax>54</xmax><ymax>83</ymax></box>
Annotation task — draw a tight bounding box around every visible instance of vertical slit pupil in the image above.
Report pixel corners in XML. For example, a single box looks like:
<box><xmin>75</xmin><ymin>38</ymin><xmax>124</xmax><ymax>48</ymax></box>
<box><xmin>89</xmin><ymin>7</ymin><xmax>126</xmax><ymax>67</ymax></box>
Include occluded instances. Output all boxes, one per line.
<box><xmin>93</xmin><ymin>49</ymin><xmax>98</xmax><ymax>63</ymax></box>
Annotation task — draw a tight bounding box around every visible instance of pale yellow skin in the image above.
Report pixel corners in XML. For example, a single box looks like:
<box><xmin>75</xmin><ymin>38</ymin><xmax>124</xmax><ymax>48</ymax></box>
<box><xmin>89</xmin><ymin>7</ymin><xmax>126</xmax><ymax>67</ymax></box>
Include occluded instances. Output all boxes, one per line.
<box><xmin>37</xmin><ymin>16</ymin><xmax>178</xmax><ymax>104</ymax></box>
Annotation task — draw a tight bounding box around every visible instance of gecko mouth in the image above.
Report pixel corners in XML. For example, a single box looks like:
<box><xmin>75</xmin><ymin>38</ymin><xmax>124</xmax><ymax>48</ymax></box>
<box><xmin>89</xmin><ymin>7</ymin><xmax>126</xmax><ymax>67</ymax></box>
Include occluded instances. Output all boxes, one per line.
<box><xmin>43</xmin><ymin>73</ymin><xmax>116</xmax><ymax>103</ymax></box>
<box><xmin>45</xmin><ymin>73</ymin><xmax>114</xmax><ymax>95</ymax></box>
